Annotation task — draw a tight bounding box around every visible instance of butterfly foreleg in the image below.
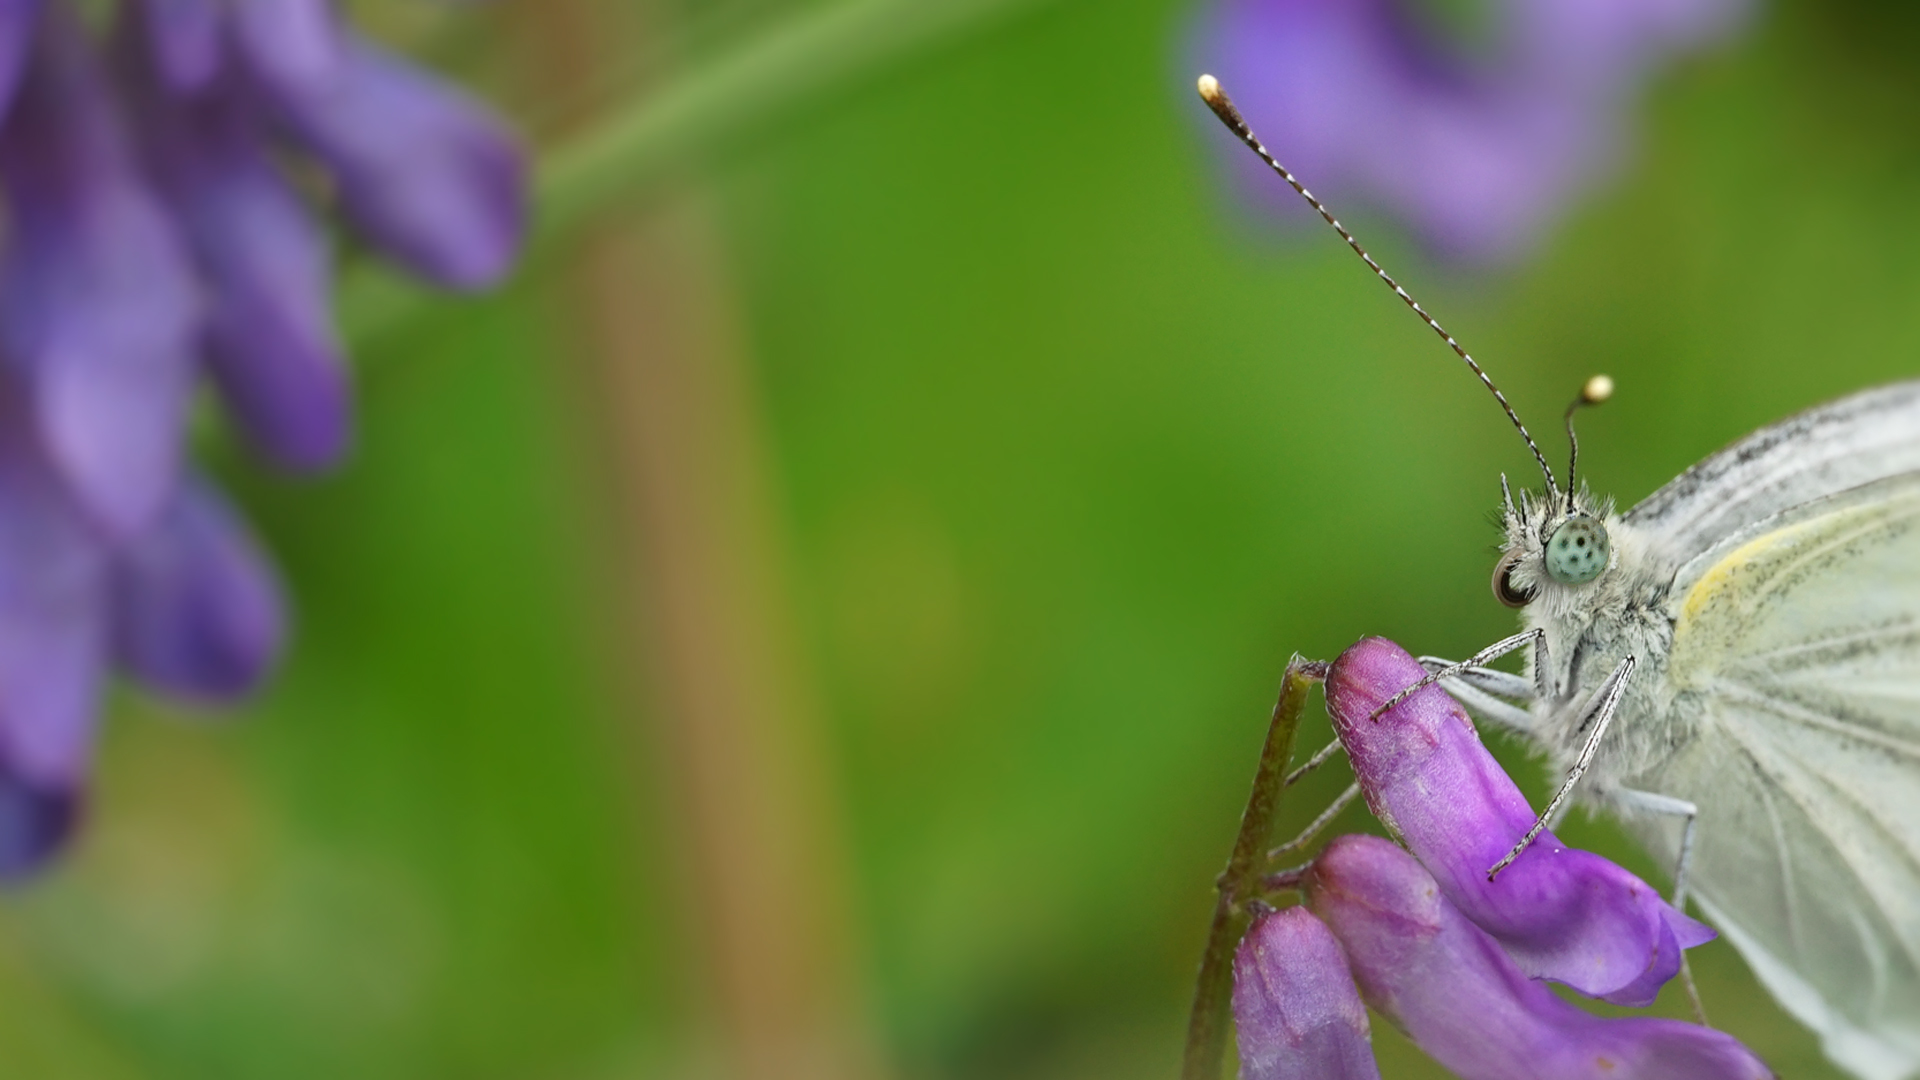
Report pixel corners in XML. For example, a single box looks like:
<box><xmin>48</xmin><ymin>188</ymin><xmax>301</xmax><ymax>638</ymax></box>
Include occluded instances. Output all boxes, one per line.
<box><xmin>1611</xmin><ymin>787</ymin><xmax>1699</xmax><ymax>911</ymax></box>
<box><xmin>1487</xmin><ymin>654</ymin><xmax>1637</xmax><ymax>881</ymax></box>
<box><xmin>1419</xmin><ymin>659</ymin><xmax>1535</xmax><ymax>699</ymax></box>
<box><xmin>1417</xmin><ymin>658</ymin><xmax>1539</xmax><ymax>733</ymax></box>
<box><xmin>1368</xmin><ymin>628</ymin><xmax>1546</xmax><ymax>723</ymax></box>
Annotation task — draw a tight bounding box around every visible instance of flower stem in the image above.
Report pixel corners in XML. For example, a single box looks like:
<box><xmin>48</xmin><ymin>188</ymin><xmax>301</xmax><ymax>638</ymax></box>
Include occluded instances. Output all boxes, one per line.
<box><xmin>1182</xmin><ymin>656</ymin><xmax>1327</xmax><ymax>1080</ymax></box>
<box><xmin>338</xmin><ymin>0</ymin><xmax>1061</xmax><ymax>347</ymax></box>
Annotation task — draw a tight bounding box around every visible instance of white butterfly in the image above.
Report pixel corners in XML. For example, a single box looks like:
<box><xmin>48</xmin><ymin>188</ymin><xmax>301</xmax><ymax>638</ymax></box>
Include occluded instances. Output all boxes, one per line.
<box><xmin>1433</xmin><ymin>381</ymin><xmax>1920</xmax><ymax>1080</ymax></box>
<box><xmin>1196</xmin><ymin>74</ymin><xmax>1920</xmax><ymax>1080</ymax></box>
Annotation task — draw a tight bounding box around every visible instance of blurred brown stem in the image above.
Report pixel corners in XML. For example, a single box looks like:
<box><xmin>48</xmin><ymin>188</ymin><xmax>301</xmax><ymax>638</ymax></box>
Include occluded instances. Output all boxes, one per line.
<box><xmin>1183</xmin><ymin>657</ymin><xmax>1326</xmax><ymax>1080</ymax></box>
<box><xmin>514</xmin><ymin>4</ymin><xmax>884</xmax><ymax>1079</ymax></box>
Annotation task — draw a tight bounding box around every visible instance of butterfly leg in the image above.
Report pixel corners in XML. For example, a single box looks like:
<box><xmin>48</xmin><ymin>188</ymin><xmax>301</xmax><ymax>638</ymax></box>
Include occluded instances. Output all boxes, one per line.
<box><xmin>1611</xmin><ymin>787</ymin><xmax>1699</xmax><ymax>911</ymax></box>
<box><xmin>1266</xmin><ymin>782</ymin><xmax>1362</xmax><ymax>862</ymax></box>
<box><xmin>1368</xmin><ymin>628</ymin><xmax>1546</xmax><ymax>722</ymax></box>
<box><xmin>1611</xmin><ymin>790</ymin><xmax>1709</xmax><ymax>1025</ymax></box>
<box><xmin>1417</xmin><ymin>659</ymin><xmax>1538</xmax><ymax>733</ymax></box>
<box><xmin>1283</xmin><ymin>736</ymin><xmax>1347</xmax><ymax>787</ymax></box>
<box><xmin>1487</xmin><ymin>654</ymin><xmax>1637</xmax><ymax>880</ymax></box>
<box><xmin>1418</xmin><ymin>660</ymin><xmax>1534</xmax><ymax>699</ymax></box>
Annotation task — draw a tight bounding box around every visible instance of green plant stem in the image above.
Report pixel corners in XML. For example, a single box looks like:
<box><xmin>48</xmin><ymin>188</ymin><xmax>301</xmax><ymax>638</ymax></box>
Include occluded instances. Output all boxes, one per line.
<box><xmin>1182</xmin><ymin>656</ymin><xmax>1327</xmax><ymax>1080</ymax></box>
<box><xmin>338</xmin><ymin>0</ymin><xmax>1061</xmax><ymax>347</ymax></box>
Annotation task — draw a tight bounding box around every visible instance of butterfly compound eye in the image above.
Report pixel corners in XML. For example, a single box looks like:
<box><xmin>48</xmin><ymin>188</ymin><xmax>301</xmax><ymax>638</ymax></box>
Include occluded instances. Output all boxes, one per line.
<box><xmin>1492</xmin><ymin>551</ymin><xmax>1536</xmax><ymax>608</ymax></box>
<box><xmin>1543</xmin><ymin>516</ymin><xmax>1610</xmax><ymax>585</ymax></box>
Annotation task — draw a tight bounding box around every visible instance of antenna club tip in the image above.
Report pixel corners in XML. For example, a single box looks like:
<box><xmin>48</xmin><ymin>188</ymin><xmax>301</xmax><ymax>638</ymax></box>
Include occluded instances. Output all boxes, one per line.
<box><xmin>1582</xmin><ymin>374</ymin><xmax>1615</xmax><ymax>404</ymax></box>
<box><xmin>1196</xmin><ymin>74</ymin><xmax>1221</xmax><ymax>102</ymax></box>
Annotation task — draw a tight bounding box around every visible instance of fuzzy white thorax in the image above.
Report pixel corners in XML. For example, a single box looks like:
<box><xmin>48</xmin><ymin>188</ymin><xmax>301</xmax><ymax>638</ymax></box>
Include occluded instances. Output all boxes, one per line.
<box><xmin>1496</xmin><ymin>483</ymin><xmax>1691</xmax><ymax>793</ymax></box>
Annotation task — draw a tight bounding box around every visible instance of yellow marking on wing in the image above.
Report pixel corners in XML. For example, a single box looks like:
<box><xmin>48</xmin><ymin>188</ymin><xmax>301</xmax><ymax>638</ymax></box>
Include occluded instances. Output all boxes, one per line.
<box><xmin>1678</xmin><ymin>525</ymin><xmax>1809</xmax><ymax>629</ymax></box>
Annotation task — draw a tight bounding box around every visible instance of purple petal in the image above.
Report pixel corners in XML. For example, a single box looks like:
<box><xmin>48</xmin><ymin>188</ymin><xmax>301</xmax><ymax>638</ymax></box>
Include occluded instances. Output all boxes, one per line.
<box><xmin>1325</xmin><ymin>637</ymin><xmax>1711</xmax><ymax>1004</ymax></box>
<box><xmin>136</xmin><ymin>0</ymin><xmax>222</xmax><ymax>91</ymax></box>
<box><xmin>199</xmin><ymin>155</ymin><xmax>352</xmax><ymax>470</ymax></box>
<box><xmin>1191</xmin><ymin>0</ymin><xmax>1752</xmax><ymax>263</ymax></box>
<box><xmin>0</xmin><ymin>15</ymin><xmax>200</xmax><ymax>539</ymax></box>
<box><xmin>0</xmin><ymin>0</ymin><xmax>44</xmax><ymax>121</ymax></box>
<box><xmin>0</xmin><ymin>420</ymin><xmax>110</xmax><ymax>877</ymax></box>
<box><xmin>1512</xmin><ymin>0</ymin><xmax>1752</xmax><ymax>100</ymax></box>
<box><xmin>0</xmin><ymin>773</ymin><xmax>79</xmax><ymax>879</ymax></box>
<box><xmin>261</xmin><ymin>36</ymin><xmax>526</xmax><ymax>289</ymax></box>
<box><xmin>1195</xmin><ymin>0</ymin><xmax>1594</xmax><ymax>262</ymax></box>
<box><xmin>1234</xmin><ymin>905</ymin><xmax>1382</xmax><ymax>1080</ymax></box>
<box><xmin>230</xmin><ymin>0</ymin><xmax>336</xmax><ymax>95</ymax></box>
<box><xmin>1307</xmin><ymin>835</ymin><xmax>1773</xmax><ymax>1080</ymax></box>
<box><xmin>111</xmin><ymin>479</ymin><xmax>284</xmax><ymax>703</ymax></box>
<box><xmin>119</xmin><ymin>46</ymin><xmax>351</xmax><ymax>471</ymax></box>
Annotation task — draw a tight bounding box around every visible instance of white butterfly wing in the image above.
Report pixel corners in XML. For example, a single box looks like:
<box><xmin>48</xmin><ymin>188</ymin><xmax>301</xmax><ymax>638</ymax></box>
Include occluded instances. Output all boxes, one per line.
<box><xmin>1636</xmin><ymin>728</ymin><xmax>1920</xmax><ymax>1080</ymax></box>
<box><xmin>1630</xmin><ymin>472</ymin><xmax>1920</xmax><ymax>1080</ymax></box>
<box><xmin>1624</xmin><ymin>379</ymin><xmax>1920</xmax><ymax>560</ymax></box>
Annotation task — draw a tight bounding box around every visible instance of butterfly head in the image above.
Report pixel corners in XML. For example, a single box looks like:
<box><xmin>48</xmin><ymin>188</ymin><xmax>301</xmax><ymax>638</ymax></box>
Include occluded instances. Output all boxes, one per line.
<box><xmin>1492</xmin><ymin>480</ymin><xmax>1616</xmax><ymax>609</ymax></box>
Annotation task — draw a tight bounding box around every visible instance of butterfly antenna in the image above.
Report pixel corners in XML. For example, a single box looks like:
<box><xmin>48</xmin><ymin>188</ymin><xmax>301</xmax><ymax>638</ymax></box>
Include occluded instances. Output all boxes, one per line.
<box><xmin>1562</xmin><ymin>374</ymin><xmax>1613</xmax><ymax>514</ymax></box>
<box><xmin>1196</xmin><ymin>74</ymin><xmax>1559</xmax><ymax>500</ymax></box>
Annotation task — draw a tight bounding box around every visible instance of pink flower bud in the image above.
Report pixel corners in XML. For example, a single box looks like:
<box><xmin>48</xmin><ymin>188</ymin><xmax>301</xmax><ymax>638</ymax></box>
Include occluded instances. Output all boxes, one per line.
<box><xmin>1326</xmin><ymin>637</ymin><xmax>1711</xmax><ymax>1004</ymax></box>
<box><xmin>1233</xmin><ymin>904</ymin><xmax>1382</xmax><ymax>1080</ymax></box>
<box><xmin>1308</xmin><ymin>835</ymin><xmax>1772</xmax><ymax>1080</ymax></box>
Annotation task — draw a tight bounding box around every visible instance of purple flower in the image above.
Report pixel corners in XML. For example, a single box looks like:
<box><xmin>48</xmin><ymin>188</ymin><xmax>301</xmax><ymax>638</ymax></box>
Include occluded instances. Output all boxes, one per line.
<box><xmin>0</xmin><ymin>451</ymin><xmax>284</xmax><ymax>876</ymax></box>
<box><xmin>136</xmin><ymin>0</ymin><xmax>334</xmax><ymax>95</ymax></box>
<box><xmin>112</xmin><ymin>480</ymin><xmax>284</xmax><ymax>704</ymax></box>
<box><xmin>1325</xmin><ymin>637</ymin><xmax>1711</xmax><ymax>1005</ymax></box>
<box><xmin>0</xmin><ymin>408</ymin><xmax>109</xmax><ymax>875</ymax></box>
<box><xmin>0</xmin><ymin>0</ymin><xmax>526</xmax><ymax>876</ymax></box>
<box><xmin>1233</xmin><ymin>904</ymin><xmax>1382</xmax><ymax>1080</ymax></box>
<box><xmin>261</xmin><ymin>36</ymin><xmax>526</xmax><ymax>290</ymax></box>
<box><xmin>0</xmin><ymin>0</ymin><xmax>42</xmax><ymax>123</ymax></box>
<box><xmin>1305</xmin><ymin>834</ymin><xmax>1773</xmax><ymax>1080</ymax></box>
<box><xmin>118</xmin><ymin>40</ymin><xmax>349</xmax><ymax>472</ymax></box>
<box><xmin>1191</xmin><ymin>0</ymin><xmax>1750</xmax><ymax>262</ymax></box>
<box><xmin>0</xmin><ymin>12</ymin><xmax>199</xmax><ymax>540</ymax></box>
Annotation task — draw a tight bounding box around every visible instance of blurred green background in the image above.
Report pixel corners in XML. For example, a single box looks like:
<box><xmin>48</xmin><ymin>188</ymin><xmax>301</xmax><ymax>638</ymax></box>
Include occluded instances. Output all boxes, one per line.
<box><xmin>2</xmin><ymin>0</ymin><xmax>1917</xmax><ymax>1076</ymax></box>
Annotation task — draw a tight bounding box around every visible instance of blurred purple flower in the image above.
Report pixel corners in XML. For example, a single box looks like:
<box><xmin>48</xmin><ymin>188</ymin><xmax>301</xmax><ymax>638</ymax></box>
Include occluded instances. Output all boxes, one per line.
<box><xmin>0</xmin><ymin>0</ymin><xmax>527</xmax><ymax>875</ymax></box>
<box><xmin>1324</xmin><ymin>636</ymin><xmax>1711</xmax><ymax>1005</ymax></box>
<box><xmin>0</xmin><ymin>12</ymin><xmax>199</xmax><ymax>541</ymax></box>
<box><xmin>1192</xmin><ymin>0</ymin><xmax>1750</xmax><ymax>261</ymax></box>
<box><xmin>1305</xmin><ymin>834</ymin><xmax>1773</xmax><ymax>1080</ymax></box>
<box><xmin>0</xmin><ymin>408</ymin><xmax>108</xmax><ymax>875</ymax></box>
<box><xmin>119</xmin><ymin>42</ymin><xmax>349</xmax><ymax>472</ymax></box>
<box><xmin>1233</xmin><ymin>904</ymin><xmax>1383</xmax><ymax>1080</ymax></box>
<box><xmin>262</xmin><ymin>37</ymin><xmax>526</xmax><ymax>289</ymax></box>
<box><xmin>112</xmin><ymin>480</ymin><xmax>284</xmax><ymax>704</ymax></box>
